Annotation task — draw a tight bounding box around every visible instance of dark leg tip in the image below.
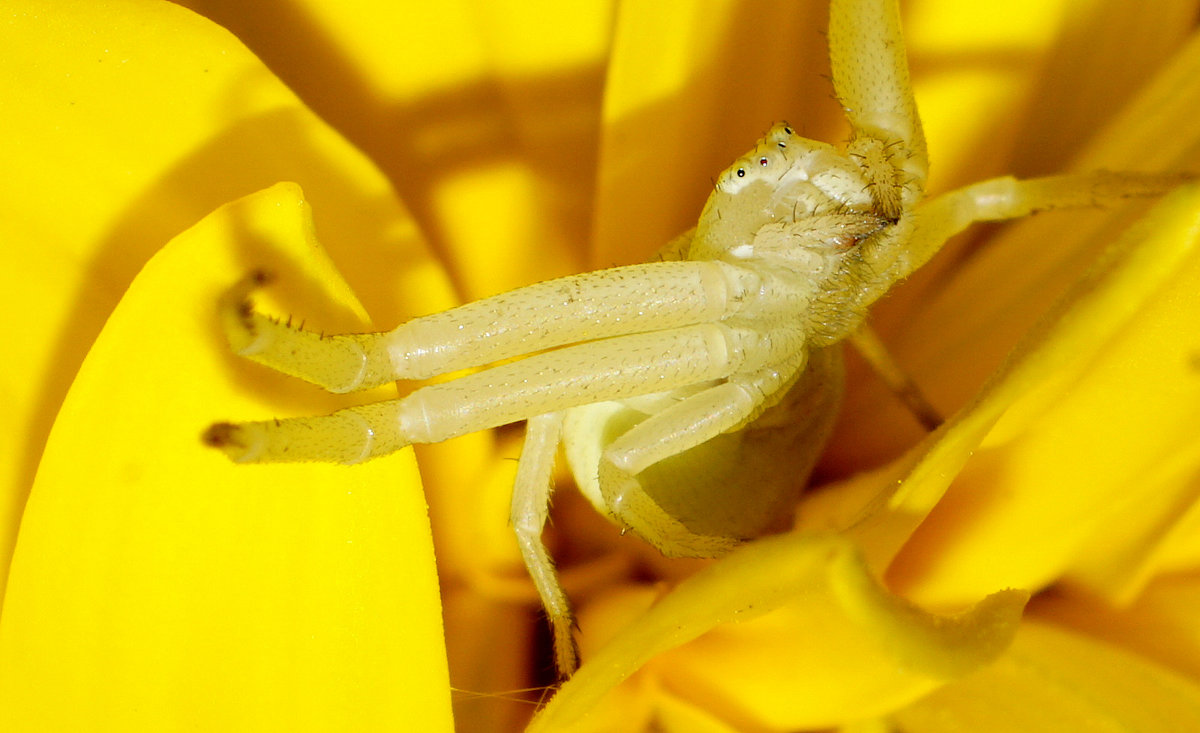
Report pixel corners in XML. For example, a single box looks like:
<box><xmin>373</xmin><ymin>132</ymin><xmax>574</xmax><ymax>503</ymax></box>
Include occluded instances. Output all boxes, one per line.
<box><xmin>202</xmin><ymin>422</ymin><xmax>240</xmax><ymax>448</ymax></box>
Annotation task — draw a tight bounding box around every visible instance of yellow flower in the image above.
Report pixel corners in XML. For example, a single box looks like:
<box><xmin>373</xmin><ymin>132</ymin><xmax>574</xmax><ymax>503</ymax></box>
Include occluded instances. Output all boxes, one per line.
<box><xmin>2</xmin><ymin>1</ymin><xmax>1199</xmax><ymax>732</ymax></box>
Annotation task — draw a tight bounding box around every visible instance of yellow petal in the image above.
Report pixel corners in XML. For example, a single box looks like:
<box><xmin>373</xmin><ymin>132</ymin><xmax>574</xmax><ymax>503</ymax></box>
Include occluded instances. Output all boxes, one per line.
<box><xmin>1076</xmin><ymin>27</ymin><xmax>1200</xmax><ymax>172</ymax></box>
<box><xmin>0</xmin><ymin>0</ymin><xmax>457</xmax><ymax>594</ymax></box>
<box><xmin>1007</xmin><ymin>0</ymin><xmax>1199</xmax><ymax>176</ymax></box>
<box><xmin>892</xmin><ymin>620</ymin><xmax>1200</xmax><ymax>732</ymax></box>
<box><xmin>905</xmin><ymin>0</ymin><xmax>1071</xmax><ymax>188</ymax></box>
<box><xmin>1033</xmin><ymin>572</ymin><xmax>1200</xmax><ymax>682</ymax></box>
<box><xmin>0</xmin><ymin>184</ymin><xmax>452</xmax><ymax>731</ymax></box>
<box><xmin>652</xmin><ymin>691</ymin><xmax>744</xmax><ymax>733</ymax></box>
<box><xmin>1064</xmin><ymin>438</ymin><xmax>1200</xmax><ymax>602</ymax></box>
<box><xmin>886</xmin><ymin>182</ymin><xmax>1200</xmax><ymax>603</ymax></box>
<box><xmin>180</xmin><ymin>0</ymin><xmax>614</xmax><ymax>297</ymax></box>
<box><xmin>1147</xmin><ymin>485</ymin><xmax>1200</xmax><ymax>576</ymax></box>
<box><xmin>529</xmin><ymin>534</ymin><xmax>1027</xmax><ymax>731</ymax></box>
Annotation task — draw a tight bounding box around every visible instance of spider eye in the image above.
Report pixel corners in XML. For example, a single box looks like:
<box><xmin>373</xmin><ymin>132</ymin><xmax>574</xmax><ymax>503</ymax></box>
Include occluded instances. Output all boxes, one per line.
<box><xmin>784</xmin><ymin>126</ymin><xmax>793</xmax><ymax>135</ymax></box>
<box><xmin>759</xmin><ymin>157</ymin><xmax>769</xmax><ymax>166</ymax></box>
<box><xmin>736</xmin><ymin>168</ymin><xmax>746</xmax><ymax>177</ymax></box>
<box><xmin>777</xmin><ymin>141</ymin><xmax>787</xmax><ymax>149</ymax></box>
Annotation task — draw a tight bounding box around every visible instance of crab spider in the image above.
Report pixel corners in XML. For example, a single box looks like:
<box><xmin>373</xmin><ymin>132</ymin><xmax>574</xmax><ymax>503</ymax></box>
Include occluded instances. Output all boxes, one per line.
<box><xmin>205</xmin><ymin>0</ymin><xmax>1188</xmax><ymax>677</ymax></box>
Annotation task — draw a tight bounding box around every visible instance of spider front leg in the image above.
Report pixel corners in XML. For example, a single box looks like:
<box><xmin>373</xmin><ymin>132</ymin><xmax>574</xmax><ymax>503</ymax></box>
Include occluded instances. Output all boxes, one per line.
<box><xmin>206</xmin><ymin>257</ymin><xmax>797</xmax><ymax>465</ymax></box>
<box><xmin>830</xmin><ymin>0</ymin><xmax>927</xmax><ymax>220</ymax></box>
<box><xmin>214</xmin><ymin>258</ymin><xmax>757</xmax><ymax>394</ymax></box>
<box><xmin>206</xmin><ymin>257</ymin><xmax>769</xmax><ymax>461</ymax></box>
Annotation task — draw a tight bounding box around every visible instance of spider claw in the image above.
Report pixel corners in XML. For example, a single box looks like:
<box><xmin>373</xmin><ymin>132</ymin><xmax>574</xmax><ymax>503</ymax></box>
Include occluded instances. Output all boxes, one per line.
<box><xmin>553</xmin><ymin>624</ymin><xmax>582</xmax><ymax>682</ymax></box>
<box><xmin>224</xmin><ymin>269</ymin><xmax>274</xmax><ymax>307</ymax></box>
<box><xmin>202</xmin><ymin>421</ymin><xmax>237</xmax><ymax>447</ymax></box>
<box><xmin>202</xmin><ymin>421</ymin><xmax>249</xmax><ymax>456</ymax></box>
<box><xmin>202</xmin><ymin>421</ymin><xmax>266</xmax><ymax>463</ymax></box>
<box><xmin>219</xmin><ymin>270</ymin><xmax>281</xmax><ymax>355</ymax></box>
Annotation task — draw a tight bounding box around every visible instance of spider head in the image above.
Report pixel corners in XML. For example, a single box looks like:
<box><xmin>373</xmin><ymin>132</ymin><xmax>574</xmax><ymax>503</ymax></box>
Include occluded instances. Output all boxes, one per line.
<box><xmin>697</xmin><ymin>123</ymin><xmax>875</xmax><ymax>259</ymax></box>
<box><xmin>713</xmin><ymin>123</ymin><xmax>874</xmax><ymax>211</ymax></box>
<box><xmin>715</xmin><ymin>122</ymin><xmax>800</xmax><ymax>193</ymax></box>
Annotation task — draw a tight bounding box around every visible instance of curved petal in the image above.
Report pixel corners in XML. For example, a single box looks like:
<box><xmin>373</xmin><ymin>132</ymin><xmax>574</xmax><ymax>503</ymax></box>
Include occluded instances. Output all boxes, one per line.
<box><xmin>0</xmin><ymin>184</ymin><xmax>451</xmax><ymax>730</ymax></box>
<box><xmin>528</xmin><ymin>534</ymin><xmax>1027</xmax><ymax>731</ymax></box>
<box><xmin>0</xmin><ymin>0</ymin><xmax>458</xmax><ymax>592</ymax></box>
<box><xmin>886</xmin><ymin>182</ymin><xmax>1200</xmax><ymax>603</ymax></box>
<box><xmin>891</xmin><ymin>620</ymin><xmax>1200</xmax><ymax>732</ymax></box>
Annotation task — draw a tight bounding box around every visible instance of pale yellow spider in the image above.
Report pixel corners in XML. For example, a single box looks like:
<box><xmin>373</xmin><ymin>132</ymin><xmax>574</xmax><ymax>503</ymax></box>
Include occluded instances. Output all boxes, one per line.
<box><xmin>206</xmin><ymin>0</ymin><xmax>1185</xmax><ymax>677</ymax></box>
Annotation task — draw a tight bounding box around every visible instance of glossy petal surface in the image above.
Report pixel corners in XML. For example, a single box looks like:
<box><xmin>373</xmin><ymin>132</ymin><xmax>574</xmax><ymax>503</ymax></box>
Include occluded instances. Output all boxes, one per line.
<box><xmin>0</xmin><ymin>185</ymin><xmax>451</xmax><ymax>730</ymax></box>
